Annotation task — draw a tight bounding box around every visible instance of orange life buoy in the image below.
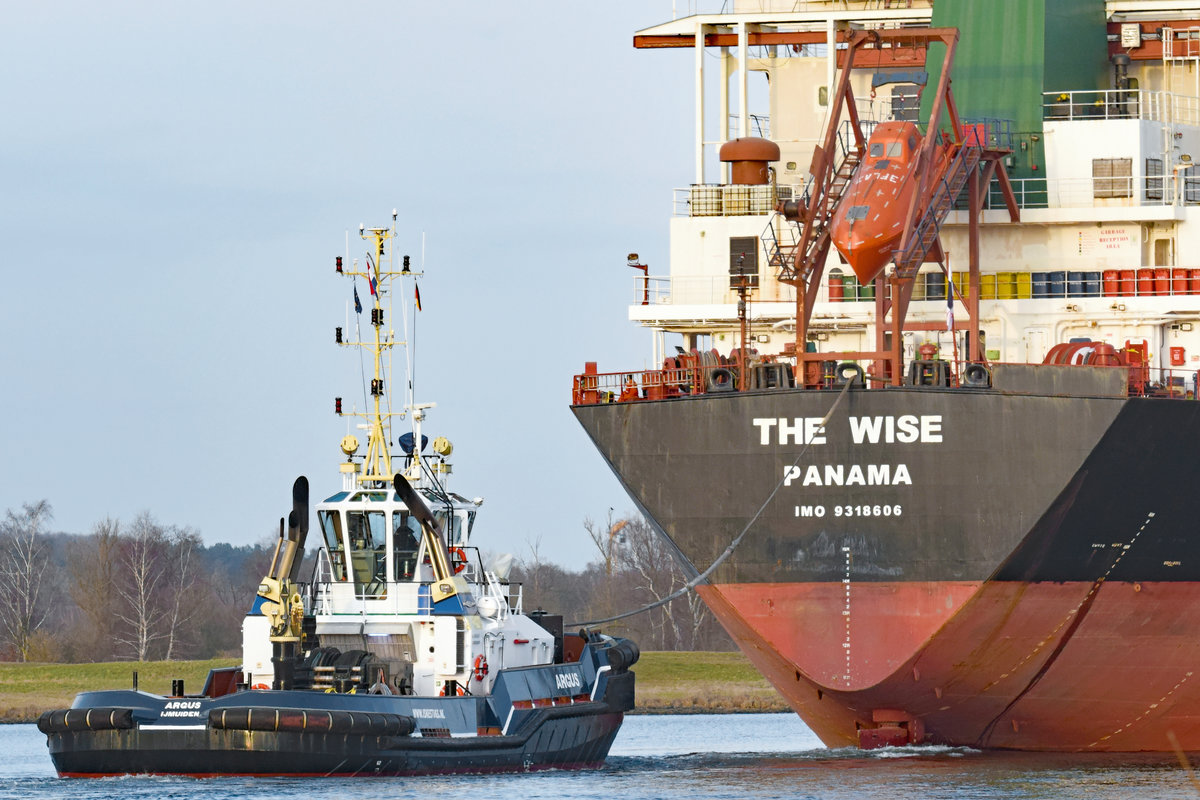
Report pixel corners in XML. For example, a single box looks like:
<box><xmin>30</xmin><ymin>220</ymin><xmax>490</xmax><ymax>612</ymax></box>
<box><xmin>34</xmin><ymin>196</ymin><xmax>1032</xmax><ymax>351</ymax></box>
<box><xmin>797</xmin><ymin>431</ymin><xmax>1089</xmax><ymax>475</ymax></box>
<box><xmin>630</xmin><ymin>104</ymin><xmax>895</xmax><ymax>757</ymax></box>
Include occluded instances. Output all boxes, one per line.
<box><xmin>473</xmin><ymin>655</ymin><xmax>489</xmax><ymax>682</ymax></box>
<box><xmin>251</xmin><ymin>683</ymin><xmax>270</xmax><ymax>691</ymax></box>
<box><xmin>449</xmin><ymin>546</ymin><xmax>467</xmax><ymax>574</ymax></box>
<box><xmin>439</xmin><ymin>683</ymin><xmax>466</xmax><ymax>697</ymax></box>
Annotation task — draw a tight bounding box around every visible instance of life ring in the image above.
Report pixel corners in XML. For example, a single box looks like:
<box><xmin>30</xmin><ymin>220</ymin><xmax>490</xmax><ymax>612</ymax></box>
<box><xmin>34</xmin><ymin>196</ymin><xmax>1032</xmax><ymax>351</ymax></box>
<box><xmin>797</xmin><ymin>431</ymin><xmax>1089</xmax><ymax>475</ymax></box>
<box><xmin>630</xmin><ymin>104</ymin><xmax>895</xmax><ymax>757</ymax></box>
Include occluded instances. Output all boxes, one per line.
<box><xmin>449</xmin><ymin>546</ymin><xmax>466</xmax><ymax>574</ymax></box>
<box><xmin>251</xmin><ymin>683</ymin><xmax>270</xmax><ymax>691</ymax></box>
<box><xmin>473</xmin><ymin>655</ymin><xmax>489</xmax><ymax>682</ymax></box>
<box><xmin>439</xmin><ymin>683</ymin><xmax>466</xmax><ymax>697</ymax></box>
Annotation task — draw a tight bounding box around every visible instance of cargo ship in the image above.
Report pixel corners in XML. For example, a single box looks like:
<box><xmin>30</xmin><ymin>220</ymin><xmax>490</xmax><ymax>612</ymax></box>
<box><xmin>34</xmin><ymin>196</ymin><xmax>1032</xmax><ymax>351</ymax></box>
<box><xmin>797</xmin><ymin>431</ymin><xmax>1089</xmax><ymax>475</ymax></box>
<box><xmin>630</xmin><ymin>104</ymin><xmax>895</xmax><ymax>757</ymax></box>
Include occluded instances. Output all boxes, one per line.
<box><xmin>573</xmin><ymin>1</ymin><xmax>1200</xmax><ymax>751</ymax></box>
<box><xmin>40</xmin><ymin>218</ymin><xmax>638</xmax><ymax>776</ymax></box>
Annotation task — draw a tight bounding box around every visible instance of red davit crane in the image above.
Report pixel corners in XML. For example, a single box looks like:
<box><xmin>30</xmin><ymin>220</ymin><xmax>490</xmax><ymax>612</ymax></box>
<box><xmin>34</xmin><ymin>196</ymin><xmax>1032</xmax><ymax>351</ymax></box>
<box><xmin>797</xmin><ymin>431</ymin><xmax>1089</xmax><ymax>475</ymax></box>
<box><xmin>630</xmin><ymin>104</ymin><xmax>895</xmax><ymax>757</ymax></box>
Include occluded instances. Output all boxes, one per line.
<box><xmin>773</xmin><ymin>27</ymin><xmax>1021</xmax><ymax>387</ymax></box>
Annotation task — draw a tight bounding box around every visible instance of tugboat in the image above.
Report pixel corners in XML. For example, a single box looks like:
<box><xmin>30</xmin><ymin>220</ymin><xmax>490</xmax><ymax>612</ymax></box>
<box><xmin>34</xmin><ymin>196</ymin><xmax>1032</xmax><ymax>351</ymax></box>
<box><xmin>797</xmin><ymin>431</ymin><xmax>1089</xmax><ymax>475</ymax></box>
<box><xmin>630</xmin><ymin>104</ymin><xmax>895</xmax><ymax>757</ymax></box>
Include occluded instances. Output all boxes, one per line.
<box><xmin>40</xmin><ymin>217</ymin><xmax>638</xmax><ymax>777</ymax></box>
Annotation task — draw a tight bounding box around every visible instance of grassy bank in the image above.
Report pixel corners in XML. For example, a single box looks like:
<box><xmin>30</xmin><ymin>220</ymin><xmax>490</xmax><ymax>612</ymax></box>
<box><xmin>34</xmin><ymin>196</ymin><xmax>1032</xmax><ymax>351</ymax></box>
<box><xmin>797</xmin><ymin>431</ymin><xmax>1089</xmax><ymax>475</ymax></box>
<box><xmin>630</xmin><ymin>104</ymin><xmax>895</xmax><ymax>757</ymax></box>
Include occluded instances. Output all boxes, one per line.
<box><xmin>0</xmin><ymin>652</ymin><xmax>787</xmax><ymax>723</ymax></box>
<box><xmin>0</xmin><ymin>659</ymin><xmax>238</xmax><ymax>723</ymax></box>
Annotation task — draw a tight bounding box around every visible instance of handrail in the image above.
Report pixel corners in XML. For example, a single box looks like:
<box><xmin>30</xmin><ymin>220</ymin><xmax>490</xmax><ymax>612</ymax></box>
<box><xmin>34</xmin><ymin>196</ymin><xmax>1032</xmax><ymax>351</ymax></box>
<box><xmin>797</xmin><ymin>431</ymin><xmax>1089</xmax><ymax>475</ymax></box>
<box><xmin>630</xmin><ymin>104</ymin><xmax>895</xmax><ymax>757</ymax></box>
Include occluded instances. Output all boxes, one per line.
<box><xmin>573</xmin><ymin>359</ymin><xmax>1200</xmax><ymax>405</ymax></box>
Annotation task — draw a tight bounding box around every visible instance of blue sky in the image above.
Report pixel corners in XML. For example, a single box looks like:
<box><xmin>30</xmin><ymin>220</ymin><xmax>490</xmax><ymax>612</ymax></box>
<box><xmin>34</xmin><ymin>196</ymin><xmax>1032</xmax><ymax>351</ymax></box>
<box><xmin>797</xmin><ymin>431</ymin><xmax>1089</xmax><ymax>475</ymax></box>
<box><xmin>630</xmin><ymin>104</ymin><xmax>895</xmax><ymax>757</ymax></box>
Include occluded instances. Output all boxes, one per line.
<box><xmin>0</xmin><ymin>3</ymin><xmax>692</xmax><ymax>566</ymax></box>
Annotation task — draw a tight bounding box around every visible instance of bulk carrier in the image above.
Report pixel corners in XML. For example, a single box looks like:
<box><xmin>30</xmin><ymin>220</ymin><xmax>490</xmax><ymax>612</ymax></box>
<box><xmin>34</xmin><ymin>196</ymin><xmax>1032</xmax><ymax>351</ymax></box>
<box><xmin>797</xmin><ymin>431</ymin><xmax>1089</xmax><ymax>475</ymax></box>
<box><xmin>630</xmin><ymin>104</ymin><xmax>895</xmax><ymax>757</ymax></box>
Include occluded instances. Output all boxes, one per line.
<box><xmin>573</xmin><ymin>1</ymin><xmax>1200</xmax><ymax>751</ymax></box>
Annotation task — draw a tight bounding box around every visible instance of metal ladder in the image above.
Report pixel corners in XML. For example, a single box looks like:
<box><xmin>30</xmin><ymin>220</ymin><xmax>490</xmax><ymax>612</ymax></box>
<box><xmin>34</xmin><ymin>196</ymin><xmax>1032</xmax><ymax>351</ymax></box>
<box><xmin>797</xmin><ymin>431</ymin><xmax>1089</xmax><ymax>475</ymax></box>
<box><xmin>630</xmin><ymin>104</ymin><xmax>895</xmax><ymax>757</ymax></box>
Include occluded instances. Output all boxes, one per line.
<box><xmin>892</xmin><ymin>142</ymin><xmax>982</xmax><ymax>279</ymax></box>
<box><xmin>768</xmin><ymin>151</ymin><xmax>862</xmax><ymax>283</ymax></box>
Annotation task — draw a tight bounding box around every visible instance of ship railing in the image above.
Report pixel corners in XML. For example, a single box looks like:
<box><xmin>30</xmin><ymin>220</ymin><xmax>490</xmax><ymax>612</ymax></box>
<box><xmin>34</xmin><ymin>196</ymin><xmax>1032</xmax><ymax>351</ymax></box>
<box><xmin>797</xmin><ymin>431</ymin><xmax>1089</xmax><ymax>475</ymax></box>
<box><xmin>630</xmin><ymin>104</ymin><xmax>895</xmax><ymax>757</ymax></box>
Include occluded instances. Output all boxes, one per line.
<box><xmin>311</xmin><ymin>547</ymin><xmax>337</xmax><ymax>615</ymax></box>
<box><xmin>573</xmin><ymin>359</ymin><xmax>1200</xmax><ymax>404</ymax></box>
<box><xmin>976</xmin><ymin>172</ymin><xmax>1200</xmax><ymax>211</ymax></box>
<box><xmin>728</xmin><ymin>113</ymin><xmax>771</xmax><ymax>140</ymax></box>
<box><xmin>573</xmin><ymin>358</ymin><xmax>796</xmax><ymax>405</ymax></box>
<box><xmin>636</xmin><ymin>273</ymin><xmax>798</xmax><ymax>305</ymax></box>
<box><xmin>1043</xmin><ymin>89</ymin><xmax>1200</xmax><ymax>126</ymax></box>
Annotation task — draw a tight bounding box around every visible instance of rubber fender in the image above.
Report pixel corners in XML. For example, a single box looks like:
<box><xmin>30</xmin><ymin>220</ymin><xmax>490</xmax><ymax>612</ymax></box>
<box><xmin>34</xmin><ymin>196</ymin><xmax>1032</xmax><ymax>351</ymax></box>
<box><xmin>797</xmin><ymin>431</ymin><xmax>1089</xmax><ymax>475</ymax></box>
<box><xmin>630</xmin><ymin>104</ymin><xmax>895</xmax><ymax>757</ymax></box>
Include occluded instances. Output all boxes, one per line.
<box><xmin>706</xmin><ymin>367</ymin><xmax>736</xmax><ymax>393</ymax></box>
<box><xmin>605</xmin><ymin>638</ymin><xmax>641</xmax><ymax>672</ymax></box>
<box><xmin>962</xmin><ymin>363</ymin><xmax>991</xmax><ymax>388</ymax></box>
<box><xmin>208</xmin><ymin>706</ymin><xmax>414</xmax><ymax>737</ymax></box>
<box><xmin>37</xmin><ymin>707</ymin><xmax>134</xmax><ymax>734</ymax></box>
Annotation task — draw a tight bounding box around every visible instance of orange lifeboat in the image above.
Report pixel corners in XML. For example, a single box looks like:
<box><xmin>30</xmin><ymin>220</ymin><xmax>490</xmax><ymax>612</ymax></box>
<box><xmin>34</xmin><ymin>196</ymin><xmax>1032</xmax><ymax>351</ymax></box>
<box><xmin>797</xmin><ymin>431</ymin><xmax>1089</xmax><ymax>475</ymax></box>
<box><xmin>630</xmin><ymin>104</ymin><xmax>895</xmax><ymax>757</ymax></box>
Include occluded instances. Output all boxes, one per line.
<box><xmin>829</xmin><ymin>121</ymin><xmax>922</xmax><ymax>285</ymax></box>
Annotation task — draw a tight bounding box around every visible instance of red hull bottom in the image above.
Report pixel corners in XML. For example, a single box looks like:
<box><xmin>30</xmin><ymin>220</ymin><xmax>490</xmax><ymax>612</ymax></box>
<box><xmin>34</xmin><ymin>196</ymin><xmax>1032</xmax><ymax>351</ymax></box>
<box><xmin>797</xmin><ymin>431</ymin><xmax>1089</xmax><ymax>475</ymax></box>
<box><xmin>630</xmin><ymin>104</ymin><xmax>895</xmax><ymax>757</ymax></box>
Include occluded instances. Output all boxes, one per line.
<box><xmin>699</xmin><ymin>580</ymin><xmax>1200</xmax><ymax>751</ymax></box>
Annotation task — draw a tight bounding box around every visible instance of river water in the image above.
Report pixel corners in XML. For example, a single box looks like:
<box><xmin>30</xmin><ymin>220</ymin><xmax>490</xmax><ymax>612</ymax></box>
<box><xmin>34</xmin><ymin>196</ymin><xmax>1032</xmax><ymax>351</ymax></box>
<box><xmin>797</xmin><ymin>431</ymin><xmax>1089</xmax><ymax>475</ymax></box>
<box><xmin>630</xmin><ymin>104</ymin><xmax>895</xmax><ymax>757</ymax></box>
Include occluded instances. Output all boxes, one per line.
<box><xmin>4</xmin><ymin>714</ymin><xmax>1199</xmax><ymax>799</ymax></box>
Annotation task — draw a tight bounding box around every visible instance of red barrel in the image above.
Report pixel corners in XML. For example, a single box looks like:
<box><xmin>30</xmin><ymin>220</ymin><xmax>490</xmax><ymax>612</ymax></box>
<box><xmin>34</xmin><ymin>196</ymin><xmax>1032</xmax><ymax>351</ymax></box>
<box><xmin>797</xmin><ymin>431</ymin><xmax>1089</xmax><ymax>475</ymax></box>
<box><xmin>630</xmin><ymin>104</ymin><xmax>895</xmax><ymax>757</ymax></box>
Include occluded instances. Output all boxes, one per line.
<box><xmin>828</xmin><ymin>273</ymin><xmax>844</xmax><ymax>302</ymax></box>
<box><xmin>1103</xmin><ymin>270</ymin><xmax>1120</xmax><ymax>296</ymax></box>
<box><xmin>1137</xmin><ymin>268</ymin><xmax>1155</xmax><ymax>296</ymax></box>
<box><xmin>1191</xmin><ymin>269</ymin><xmax>1200</xmax><ymax>294</ymax></box>
<box><xmin>1155</xmin><ymin>268</ymin><xmax>1171</xmax><ymax>295</ymax></box>
<box><xmin>1119</xmin><ymin>269</ymin><xmax>1135</xmax><ymax>296</ymax></box>
<box><xmin>1173</xmin><ymin>268</ymin><xmax>1189</xmax><ymax>296</ymax></box>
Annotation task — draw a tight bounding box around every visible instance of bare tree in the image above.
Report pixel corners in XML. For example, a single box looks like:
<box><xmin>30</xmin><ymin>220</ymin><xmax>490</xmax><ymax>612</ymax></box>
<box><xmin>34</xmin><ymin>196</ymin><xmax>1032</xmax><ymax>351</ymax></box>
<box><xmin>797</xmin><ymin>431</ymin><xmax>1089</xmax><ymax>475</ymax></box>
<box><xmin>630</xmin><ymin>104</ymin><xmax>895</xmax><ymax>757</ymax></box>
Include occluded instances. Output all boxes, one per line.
<box><xmin>615</xmin><ymin>517</ymin><xmax>685</xmax><ymax>648</ymax></box>
<box><xmin>0</xmin><ymin>500</ymin><xmax>53</xmax><ymax>661</ymax></box>
<box><xmin>115</xmin><ymin>512</ymin><xmax>169</xmax><ymax>661</ymax></box>
<box><xmin>162</xmin><ymin>526</ymin><xmax>200</xmax><ymax>660</ymax></box>
<box><xmin>67</xmin><ymin>517</ymin><xmax>122</xmax><ymax>661</ymax></box>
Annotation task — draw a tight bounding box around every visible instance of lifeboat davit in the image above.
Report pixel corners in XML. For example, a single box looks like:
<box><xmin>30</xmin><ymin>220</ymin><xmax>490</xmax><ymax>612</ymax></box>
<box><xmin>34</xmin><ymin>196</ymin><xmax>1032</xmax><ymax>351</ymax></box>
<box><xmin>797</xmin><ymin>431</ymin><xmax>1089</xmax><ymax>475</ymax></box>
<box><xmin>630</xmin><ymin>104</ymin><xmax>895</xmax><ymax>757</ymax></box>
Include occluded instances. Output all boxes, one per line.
<box><xmin>829</xmin><ymin>121</ymin><xmax>922</xmax><ymax>285</ymax></box>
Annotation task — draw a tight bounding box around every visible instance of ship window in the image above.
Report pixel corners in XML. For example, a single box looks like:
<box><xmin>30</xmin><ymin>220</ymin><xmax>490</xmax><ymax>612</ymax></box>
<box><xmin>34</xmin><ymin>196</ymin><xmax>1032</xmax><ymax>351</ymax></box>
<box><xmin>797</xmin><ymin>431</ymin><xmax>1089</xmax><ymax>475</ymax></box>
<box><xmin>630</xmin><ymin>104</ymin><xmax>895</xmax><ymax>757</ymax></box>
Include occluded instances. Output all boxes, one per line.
<box><xmin>869</xmin><ymin>142</ymin><xmax>884</xmax><ymax>158</ymax></box>
<box><xmin>324</xmin><ymin>492</ymin><xmax>349</xmax><ymax>503</ymax></box>
<box><xmin>1093</xmin><ymin>158</ymin><xmax>1132</xmax><ymax>198</ymax></box>
<box><xmin>318</xmin><ymin>510</ymin><xmax>347</xmax><ymax>581</ymax></box>
<box><xmin>347</xmin><ymin>510</ymin><xmax>387</xmax><ymax>597</ymax></box>
<box><xmin>887</xmin><ymin>142</ymin><xmax>904</xmax><ymax>157</ymax></box>
<box><xmin>891</xmin><ymin>85</ymin><xmax>919</xmax><ymax>123</ymax></box>
<box><xmin>846</xmin><ymin>205</ymin><xmax>870</xmax><ymax>221</ymax></box>
<box><xmin>1146</xmin><ymin>157</ymin><xmax>1164</xmax><ymax>201</ymax></box>
<box><xmin>434</xmin><ymin>511</ymin><xmax>461</xmax><ymax>546</ymax></box>
<box><xmin>1185</xmin><ymin>166</ymin><xmax>1200</xmax><ymax>204</ymax></box>
<box><xmin>392</xmin><ymin>511</ymin><xmax>422</xmax><ymax>581</ymax></box>
<box><xmin>728</xmin><ymin>236</ymin><xmax>759</xmax><ymax>288</ymax></box>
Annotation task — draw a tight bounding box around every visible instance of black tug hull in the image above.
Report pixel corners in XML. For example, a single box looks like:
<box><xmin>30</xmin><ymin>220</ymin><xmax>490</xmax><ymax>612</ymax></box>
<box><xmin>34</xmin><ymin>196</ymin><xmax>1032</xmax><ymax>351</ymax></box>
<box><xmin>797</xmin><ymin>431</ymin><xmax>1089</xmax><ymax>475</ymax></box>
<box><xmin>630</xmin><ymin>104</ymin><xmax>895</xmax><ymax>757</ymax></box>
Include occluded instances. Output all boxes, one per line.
<box><xmin>46</xmin><ymin>706</ymin><xmax>625</xmax><ymax>777</ymax></box>
<box><xmin>43</xmin><ymin>646</ymin><xmax>637</xmax><ymax>777</ymax></box>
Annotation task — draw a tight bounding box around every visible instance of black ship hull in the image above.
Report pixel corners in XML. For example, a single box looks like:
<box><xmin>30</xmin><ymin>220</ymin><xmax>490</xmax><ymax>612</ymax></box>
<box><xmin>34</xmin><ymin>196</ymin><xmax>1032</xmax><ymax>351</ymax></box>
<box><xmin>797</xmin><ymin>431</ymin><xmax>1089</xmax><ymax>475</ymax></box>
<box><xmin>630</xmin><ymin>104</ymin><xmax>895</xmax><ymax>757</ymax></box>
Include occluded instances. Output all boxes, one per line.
<box><xmin>573</xmin><ymin>368</ymin><xmax>1200</xmax><ymax>750</ymax></box>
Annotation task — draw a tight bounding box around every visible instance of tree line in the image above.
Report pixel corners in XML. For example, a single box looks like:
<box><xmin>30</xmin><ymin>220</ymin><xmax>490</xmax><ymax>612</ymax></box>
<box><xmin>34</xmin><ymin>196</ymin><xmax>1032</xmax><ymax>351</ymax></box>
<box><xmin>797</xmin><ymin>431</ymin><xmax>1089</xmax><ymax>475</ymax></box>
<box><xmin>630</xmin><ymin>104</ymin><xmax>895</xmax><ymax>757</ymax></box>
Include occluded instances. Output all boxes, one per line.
<box><xmin>0</xmin><ymin>501</ymin><xmax>732</xmax><ymax>663</ymax></box>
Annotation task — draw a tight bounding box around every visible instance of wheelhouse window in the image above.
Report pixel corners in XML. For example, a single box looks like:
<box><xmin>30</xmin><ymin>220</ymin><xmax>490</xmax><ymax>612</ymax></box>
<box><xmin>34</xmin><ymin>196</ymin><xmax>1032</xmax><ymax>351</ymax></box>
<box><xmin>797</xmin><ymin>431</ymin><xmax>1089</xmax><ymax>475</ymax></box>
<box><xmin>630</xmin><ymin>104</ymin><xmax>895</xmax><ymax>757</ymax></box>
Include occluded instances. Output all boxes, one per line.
<box><xmin>346</xmin><ymin>510</ymin><xmax>387</xmax><ymax>597</ymax></box>
<box><xmin>318</xmin><ymin>509</ymin><xmax>346</xmax><ymax>581</ymax></box>
<box><xmin>392</xmin><ymin>510</ymin><xmax>422</xmax><ymax>581</ymax></box>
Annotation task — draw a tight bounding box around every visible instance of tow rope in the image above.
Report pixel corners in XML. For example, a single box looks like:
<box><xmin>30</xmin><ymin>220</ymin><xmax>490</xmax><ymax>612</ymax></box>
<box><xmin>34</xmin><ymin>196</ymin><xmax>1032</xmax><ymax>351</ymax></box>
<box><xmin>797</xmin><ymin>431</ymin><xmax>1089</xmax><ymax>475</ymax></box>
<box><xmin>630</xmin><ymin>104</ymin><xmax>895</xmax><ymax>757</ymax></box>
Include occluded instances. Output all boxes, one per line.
<box><xmin>570</xmin><ymin>377</ymin><xmax>855</xmax><ymax>627</ymax></box>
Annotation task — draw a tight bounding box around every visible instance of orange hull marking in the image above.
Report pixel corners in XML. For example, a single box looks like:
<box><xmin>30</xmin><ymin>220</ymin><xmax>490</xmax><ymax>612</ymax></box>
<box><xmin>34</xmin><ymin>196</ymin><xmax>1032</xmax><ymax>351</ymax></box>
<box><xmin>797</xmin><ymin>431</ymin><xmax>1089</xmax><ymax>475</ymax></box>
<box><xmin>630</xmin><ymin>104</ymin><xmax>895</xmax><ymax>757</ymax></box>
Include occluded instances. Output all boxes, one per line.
<box><xmin>701</xmin><ymin>581</ymin><xmax>980</xmax><ymax>690</ymax></box>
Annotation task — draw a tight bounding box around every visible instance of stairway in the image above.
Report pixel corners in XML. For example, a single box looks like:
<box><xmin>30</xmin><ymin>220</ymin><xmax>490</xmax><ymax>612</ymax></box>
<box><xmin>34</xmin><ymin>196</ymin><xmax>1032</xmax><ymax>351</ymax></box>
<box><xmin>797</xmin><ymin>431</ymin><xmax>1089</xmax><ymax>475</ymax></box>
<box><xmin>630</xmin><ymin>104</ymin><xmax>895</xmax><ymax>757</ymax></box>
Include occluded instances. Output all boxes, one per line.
<box><xmin>767</xmin><ymin>151</ymin><xmax>862</xmax><ymax>284</ymax></box>
<box><xmin>892</xmin><ymin>142</ymin><xmax>982</xmax><ymax>279</ymax></box>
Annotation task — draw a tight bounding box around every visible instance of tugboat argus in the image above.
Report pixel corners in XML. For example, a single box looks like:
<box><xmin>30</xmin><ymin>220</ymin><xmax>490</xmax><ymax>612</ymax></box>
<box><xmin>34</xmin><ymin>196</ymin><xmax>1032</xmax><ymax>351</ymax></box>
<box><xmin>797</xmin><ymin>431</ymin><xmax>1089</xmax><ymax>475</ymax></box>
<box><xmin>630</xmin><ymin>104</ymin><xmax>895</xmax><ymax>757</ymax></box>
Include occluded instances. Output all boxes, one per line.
<box><xmin>41</xmin><ymin>218</ymin><xmax>638</xmax><ymax>777</ymax></box>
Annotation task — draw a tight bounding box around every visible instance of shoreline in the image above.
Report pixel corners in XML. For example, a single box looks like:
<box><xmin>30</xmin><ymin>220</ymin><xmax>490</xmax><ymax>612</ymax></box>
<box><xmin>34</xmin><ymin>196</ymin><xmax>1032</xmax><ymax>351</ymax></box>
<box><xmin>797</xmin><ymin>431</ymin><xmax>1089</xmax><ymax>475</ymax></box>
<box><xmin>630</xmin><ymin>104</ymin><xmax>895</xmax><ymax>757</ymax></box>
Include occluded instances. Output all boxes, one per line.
<box><xmin>0</xmin><ymin>651</ymin><xmax>788</xmax><ymax>723</ymax></box>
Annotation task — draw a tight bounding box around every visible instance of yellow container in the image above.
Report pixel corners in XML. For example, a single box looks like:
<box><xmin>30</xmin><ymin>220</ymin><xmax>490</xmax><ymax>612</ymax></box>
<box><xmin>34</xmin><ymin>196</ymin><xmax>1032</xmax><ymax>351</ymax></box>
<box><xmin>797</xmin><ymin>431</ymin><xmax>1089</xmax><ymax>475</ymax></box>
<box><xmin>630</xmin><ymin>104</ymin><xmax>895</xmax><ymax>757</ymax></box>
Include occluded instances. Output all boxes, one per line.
<box><xmin>910</xmin><ymin>272</ymin><xmax>926</xmax><ymax>300</ymax></box>
<box><xmin>1016</xmin><ymin>271</ymin><xmax>1033</xmax><ymax>299</ymax></box>
<box><xmin>980</xmin><ymin>274</ymin><xmax>997</xmax><ymax>299</ymax></box>
<box><xmin>952</xmin><ymin>271</ymin><xmax>969</xmax><ymax>300</ymax></box>
<box><xmin>997</xmin><ymin>271</ymin><xmax>1018</xmax><ymax>299</ymax></box>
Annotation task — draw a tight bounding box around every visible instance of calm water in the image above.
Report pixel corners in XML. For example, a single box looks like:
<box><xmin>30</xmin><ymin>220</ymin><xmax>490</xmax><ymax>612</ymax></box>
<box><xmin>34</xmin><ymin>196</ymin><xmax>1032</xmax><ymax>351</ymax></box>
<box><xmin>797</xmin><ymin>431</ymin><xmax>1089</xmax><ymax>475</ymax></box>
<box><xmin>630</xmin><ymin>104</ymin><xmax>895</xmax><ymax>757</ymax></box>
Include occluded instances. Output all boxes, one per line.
<box><xmin>4</xmin><ymin>714</ymin><xmax>1200</xmax><ymax>799</ymax></box>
